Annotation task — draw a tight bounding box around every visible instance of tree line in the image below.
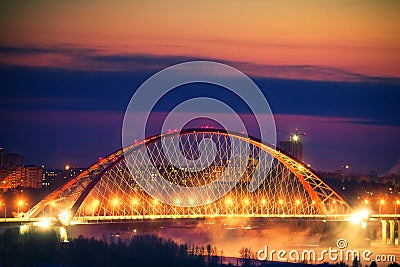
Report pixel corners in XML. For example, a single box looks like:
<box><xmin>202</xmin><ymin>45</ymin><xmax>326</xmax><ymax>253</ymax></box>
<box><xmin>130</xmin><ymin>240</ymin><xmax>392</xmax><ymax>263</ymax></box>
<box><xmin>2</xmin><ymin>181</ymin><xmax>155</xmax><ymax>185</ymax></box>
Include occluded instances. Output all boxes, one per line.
<box><xmin>0</xmin><ymin>227</ymin><xmax>221</xmax><ymax>267</ymax></box>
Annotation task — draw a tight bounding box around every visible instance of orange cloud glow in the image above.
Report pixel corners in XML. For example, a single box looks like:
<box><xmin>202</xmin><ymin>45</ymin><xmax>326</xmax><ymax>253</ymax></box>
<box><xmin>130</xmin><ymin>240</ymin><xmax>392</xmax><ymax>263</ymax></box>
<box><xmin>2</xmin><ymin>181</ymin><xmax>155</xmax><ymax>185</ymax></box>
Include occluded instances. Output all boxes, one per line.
<box><xmin>1</xmin><ymin>1</ymin><xmax>399</xmax><ymax>77</ymax></box>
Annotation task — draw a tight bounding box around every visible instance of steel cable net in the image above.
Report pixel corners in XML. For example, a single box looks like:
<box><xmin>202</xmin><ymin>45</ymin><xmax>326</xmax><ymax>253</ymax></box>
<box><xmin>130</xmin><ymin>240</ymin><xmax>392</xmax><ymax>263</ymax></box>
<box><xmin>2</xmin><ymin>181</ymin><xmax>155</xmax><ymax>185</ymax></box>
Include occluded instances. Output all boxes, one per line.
<box><xmin>32</xmin><ymin>131</ymin><xmax>349</xmax><ymax>220</ymax></box>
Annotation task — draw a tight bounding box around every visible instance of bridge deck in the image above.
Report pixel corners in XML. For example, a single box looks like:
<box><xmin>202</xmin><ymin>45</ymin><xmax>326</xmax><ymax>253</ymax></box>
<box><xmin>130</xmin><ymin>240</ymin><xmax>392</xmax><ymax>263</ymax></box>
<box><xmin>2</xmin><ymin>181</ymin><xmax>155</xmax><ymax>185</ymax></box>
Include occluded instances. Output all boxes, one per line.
<box><xmin>1</xmin><ymin>213</ymin><xmax>396</xmax><ymax>225</ymax></box>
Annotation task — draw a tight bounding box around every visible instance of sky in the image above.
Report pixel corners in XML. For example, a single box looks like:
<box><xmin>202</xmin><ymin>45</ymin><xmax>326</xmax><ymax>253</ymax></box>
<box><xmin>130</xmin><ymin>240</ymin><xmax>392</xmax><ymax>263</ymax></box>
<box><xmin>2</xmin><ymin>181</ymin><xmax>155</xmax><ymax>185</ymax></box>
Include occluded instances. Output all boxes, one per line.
<box><xmin>0</xmin><ymin>0</ymin><xmax>399</xmax><ymax>174</ymax></box>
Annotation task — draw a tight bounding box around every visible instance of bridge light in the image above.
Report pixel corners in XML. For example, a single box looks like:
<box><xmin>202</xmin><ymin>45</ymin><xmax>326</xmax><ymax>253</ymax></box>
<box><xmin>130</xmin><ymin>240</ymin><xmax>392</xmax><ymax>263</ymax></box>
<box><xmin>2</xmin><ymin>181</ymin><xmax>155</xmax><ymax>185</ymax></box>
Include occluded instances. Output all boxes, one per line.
<box><xmin>189</xmin><ymin>198</ymin><xmax>194</xmax><ymax>205</ymax></box>
<box><xmin>349</xmin><ymin>208</ymin><xmax>369</xmax><ymax>225</ymax></box>
<box><xmin>278</xmin><ymin>199</ymin><xmax>284</xmax><ymax>205</ymax></box>
<box><xmin>37</xmin><ymin>218</ymin><xmax>51</xmax><ymax>228</ymax></box>
<box><xmin>395</xmin><ymin>200</ymin><xmax>400</xmax><ymax>214</ymax></box>
<box><xmin>295</xmin><ymin>199</ymin><xmax>301</xmax><ymax>206</ymax></box>
<box><xmin>92</xmin><ymin>199</ymin><xmax>100</xmax><ymax>208</ymax></box>
<box><xmin>225</xmin><ymin>198</ymin><xmax>233</xmax><ymax>205</ymax></box>
<box><xmin>58</xmin><ymin>210</ymin><xmax>71</xmax><ymax>225</ymax></box>
<box><xmin>17</xmin><ymin>199</ymin><xmax>25</xmax><ymax>207</ymax></box>
<box><xmin>378</xmin><ymin>199</ymin><xmax>385</xmax><ymax>215</ymax></box>
<box><xmin>17</xmin><ymin>199</ymin><xmax>26</xmax><ymax>214</ymax></box>
<box><xmin>112</xmin><ymin>198</ymin><xmax>119</xmax><ymax>206</ymax></box>
<box><xmin>361</xmin><ymin>221</ymin><xmax>367</xmax><ymax>229</ymax></box>
<box><xmin>261</xmin><ymin>198</ymin><xmax>267</xmax><ymax>205</ymax></box>
<box><xmin>131</xmin><ymin>198</ymin><xmax>139</xmax><ymax>205</ymax></box>
<box><xmin>297</xmin><ymin>164</ymin><xmax>304</xmax><ymax>170</ymax></box>
<box><xmin>363</xmin><ymin>199</ymin><xmax>369</xmax><ymax>205</ymax></box>
<box><xmin>243</xmin><ymin>198</ymin><xmax>250</xmax><ymax>205</ymax></box>
<box><xmin>153</xmin><ymin>199</ymin><xmax>159</xmax><ymax>205</ymax></box>
<box><xmin>311</xmin><ymin>200</ymin><xmax>316</xmax><ymax>205</ymax></box>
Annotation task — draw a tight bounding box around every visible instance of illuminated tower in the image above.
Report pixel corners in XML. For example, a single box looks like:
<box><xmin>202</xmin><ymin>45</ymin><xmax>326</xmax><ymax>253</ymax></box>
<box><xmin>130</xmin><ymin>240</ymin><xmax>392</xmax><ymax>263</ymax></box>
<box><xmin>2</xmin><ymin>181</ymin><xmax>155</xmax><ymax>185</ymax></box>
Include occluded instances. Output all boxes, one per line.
<box><xmin>279</xmin><ymin>129</ymin><xmax>305</xmax><ymax>162</ymax></box>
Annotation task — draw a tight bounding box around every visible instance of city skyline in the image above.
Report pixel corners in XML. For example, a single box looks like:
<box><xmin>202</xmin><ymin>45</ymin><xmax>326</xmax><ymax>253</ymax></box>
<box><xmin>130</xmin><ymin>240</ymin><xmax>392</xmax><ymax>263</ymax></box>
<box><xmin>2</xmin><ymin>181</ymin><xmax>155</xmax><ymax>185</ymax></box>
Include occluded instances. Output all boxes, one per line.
<box><xmin>0</xmin><ymin>1</ymin><xmax>399</xmax><ymax>174</ymax></box>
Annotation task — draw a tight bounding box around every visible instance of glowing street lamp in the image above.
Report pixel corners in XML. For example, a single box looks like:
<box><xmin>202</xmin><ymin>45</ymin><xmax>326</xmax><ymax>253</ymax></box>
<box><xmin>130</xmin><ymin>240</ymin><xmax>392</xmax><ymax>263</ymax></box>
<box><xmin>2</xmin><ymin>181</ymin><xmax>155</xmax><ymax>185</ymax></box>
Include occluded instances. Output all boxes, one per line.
<box><xmin>58</xmin><ymin>210</ymin><xmax>71</xmax><ymax>226</ymax></box>
<box><xmin>243</xmin><ymin>198</ymin><xmax>250</xmax><ymax>214</ymax></box>
<box><xmin>174</xmin><ymin>198</ymin><xmax>181</xmax><ymax>215</ymax></box>
<box><xmin>363</xmin><ymin>199</ymin><xmax>369</xmax><ymax>205</ymax></box>
<box><xmin>131</xmin><ymin>198</ymin><xmax>139</xmax><ymax>215</ymax></box>
<box><xmin>394</xmin><ymin>200</ymin><xmax>400</xmax><ymax>214</ymax></box>
<box><xmin>131</xmin><ymin>198</ymin><xmax>139</xmax><ymax>206</ymax></box>
<box><xmin>0</xmin><ymin>201</ymin><xmax>5</xmax><ymax>222</ymax></box>
<box><xmin>188</xmin><ymin>198</ymin><xmax>194</xmax><ymax>205</ymax></box>
<box><xmin>294</xmin><ymin>199</ymin><xmax>301</xmax><ymax>215</ymax></box>
<box><xmin>92</xmin><ymin>199</ymin><xmax>100</xmax><ymax>216</ymax></box>
<box><xmin>330</xmin><ymin>200</ymin><xmax>337</xmax><ymax>214</ymax></box>
<box><xmin>112</xmin><ymin>198</ymin><xmax>119</xmax><ymax>216</ymax></box>
<box><xmin>225</xmin><ymin>197</ymin><xmax>233</xmax><ymax>214</ymax></box>
<box><xmin>17</xmin><ymin>199</ymin><xmax>26</xmax><ymax>214</ymax></box>
<box><xmin>261</xmin><ymin>198</ymin><xmax>267</xmax><ymax>214</ymax></box>
<box><xmin>378</xmin><ymin>199</ymin><xmax>385</xmax><ymax>215</ymax></box>
<box><xmin>278</xmin><ymin>199</ymin><xmax>284</xmax><ymax>214</ymax></box>
<box><xmin>153</xmin><ymin>199</ymin><xmax>159</xmax><ymax>215</ymax></box>
<box><xmin>261</xmin><ymin>198</ymin><xmax>267</xmax><ymax>205</ymax></box>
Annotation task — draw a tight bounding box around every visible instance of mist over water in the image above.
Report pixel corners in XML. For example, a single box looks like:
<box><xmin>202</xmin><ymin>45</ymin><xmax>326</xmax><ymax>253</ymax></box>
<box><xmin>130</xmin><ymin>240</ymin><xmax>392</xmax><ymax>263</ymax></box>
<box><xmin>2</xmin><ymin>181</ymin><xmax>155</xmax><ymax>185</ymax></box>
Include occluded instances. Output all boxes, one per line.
<box><xmin>67</xmin><ymin>218</ymin><xmax>324</xmax><ymax>257</ymax></box>
<box><xmin>45</xmin><ymin>218</ymin><xmax>400</xmax><ymax>264</ymax></box>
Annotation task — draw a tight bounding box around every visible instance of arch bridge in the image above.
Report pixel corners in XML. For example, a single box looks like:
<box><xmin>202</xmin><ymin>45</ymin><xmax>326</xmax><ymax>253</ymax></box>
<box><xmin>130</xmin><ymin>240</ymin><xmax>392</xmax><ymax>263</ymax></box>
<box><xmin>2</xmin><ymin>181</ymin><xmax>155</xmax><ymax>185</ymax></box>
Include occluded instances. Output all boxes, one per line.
<box><xmin>23</xmin><ymin>129</ymin><xmax>351</xmax><ymax>226</ymax></box>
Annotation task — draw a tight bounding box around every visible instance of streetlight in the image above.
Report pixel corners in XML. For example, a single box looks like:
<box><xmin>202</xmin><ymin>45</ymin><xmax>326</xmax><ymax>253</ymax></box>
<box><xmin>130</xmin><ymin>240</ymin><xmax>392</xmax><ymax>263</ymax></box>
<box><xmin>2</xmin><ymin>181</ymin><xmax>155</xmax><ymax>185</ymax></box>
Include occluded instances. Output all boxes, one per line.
<box><xmin>331</xmin><ymin>200</ymin><xmax>337</xmax><ymax>214</ymax></box>
<box><xmin>17</xmin><ymin>199</ymin><xmax>25</xmax><ymax>214</ymax></box>
<box><xmin>378</xmin><ymin>199</ymin><xmax>385</xmax><ymax>215</ymax></box>
<box><xmin>394</xmin><ymin>200</ymin><xmax>400</xmax><ymax>214</ymax></box>
<box><xmin>92</xmin><ymin>199</ymin><xmax>100</xmax><ymax>217</ymax></box>
<box><xmin>225</xmin><ymin>198</ymin><xmax>233</xmax><ymax>214</ymax></box>
<box><xmin>261</xmin><ymin>198</ymin><xmax>267</xmax><ymax>214</ymax></box>
<box><xmin>174</xmin><ymin>198</ymin><xmax>181</xmax><ymax>215</ymax></box>
<box><xmin>0</xmin><ymin>201</ymin><xmax>5</xmax><ymax>222</ymax></box>
<box><xmin>112</xmin><ymin>198</ymin><xmax>119</xmax><ymax>216</ymax></box>
<box><xmin>243</xmin><ymin>198</ymin><xmax>249</xmax><ymax>214</ymax></box>
<box><xmin>153</xmin><ymin>199</ymin><xmax>159</xmax><ymax>215</ymax></box>
<box><xmin>131</xmin><ymin>198</ymin><xmax>139</xmax><ymax>215</ymax></box>
<box><xmin>295</xmin><ymin>199</ymin><xmax>301</xmax><ymax>215</ymax></box>
<box><xmin>278</xmin><ymin>199</ymin><xmax>284</xmax><ymax>214</ymax></box>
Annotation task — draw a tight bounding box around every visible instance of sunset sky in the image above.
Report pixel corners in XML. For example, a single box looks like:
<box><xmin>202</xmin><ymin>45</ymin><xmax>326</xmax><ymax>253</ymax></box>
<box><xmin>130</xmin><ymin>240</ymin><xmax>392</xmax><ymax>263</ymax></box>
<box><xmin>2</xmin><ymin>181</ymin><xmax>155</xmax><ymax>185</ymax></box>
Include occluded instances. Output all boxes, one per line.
<box><xmin>1</xmin><ymin>1</ymin><xmax>399</xmax><ymax>174</ymax></box>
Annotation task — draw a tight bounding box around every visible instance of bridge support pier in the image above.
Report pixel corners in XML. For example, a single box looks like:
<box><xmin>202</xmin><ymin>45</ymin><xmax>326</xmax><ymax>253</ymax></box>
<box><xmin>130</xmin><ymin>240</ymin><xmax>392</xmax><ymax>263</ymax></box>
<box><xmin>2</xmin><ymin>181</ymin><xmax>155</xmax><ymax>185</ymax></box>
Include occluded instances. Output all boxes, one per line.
<box><xmin>381</xmin><ymin>220</ymin><xmax>387</xmax><ymax>244</ymax></box>
<box><xmin>398</xmin><ymin>221</ymin><xmax>400</xmax><ymax>245</ymax></box>
<box><xmin>389</xmin><ymin>220</ymin><xmax>395</xmax><ymax>245</ymax></box>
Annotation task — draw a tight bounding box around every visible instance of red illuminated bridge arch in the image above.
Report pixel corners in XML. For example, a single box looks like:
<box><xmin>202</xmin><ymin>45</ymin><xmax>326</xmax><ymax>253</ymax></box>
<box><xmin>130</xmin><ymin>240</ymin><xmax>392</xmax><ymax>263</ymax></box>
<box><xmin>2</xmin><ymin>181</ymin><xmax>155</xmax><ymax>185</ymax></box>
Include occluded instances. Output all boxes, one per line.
<box><xmin>24</xmin><ymin>129</ymin><xmax>351</xmax><ymax>225</ymax></box>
